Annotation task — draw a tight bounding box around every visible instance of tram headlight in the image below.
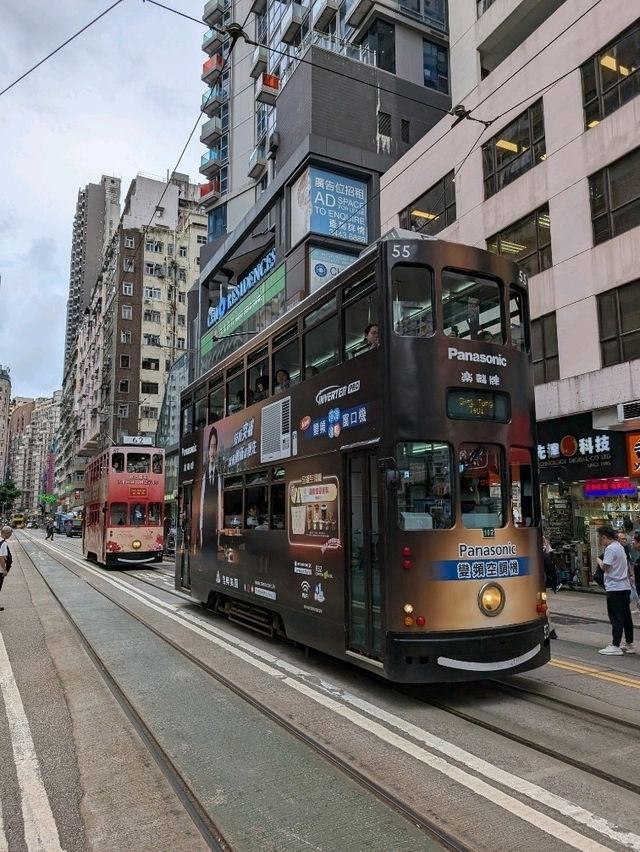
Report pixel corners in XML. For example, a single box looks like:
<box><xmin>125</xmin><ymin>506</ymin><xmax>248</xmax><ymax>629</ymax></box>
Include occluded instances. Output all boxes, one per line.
<box><xmin>403</xmin><ymin>603</ymin><xmax>414</xmax><ymax>614</ymax></box>
<box><xmin>132</xmin><ymin>540</ymin><xmax>142</xmax><ymax>550</ymax></box>
<box><xmin>478</xmin><ymin>583</ymin><xmax>505</xmax><ymax>617</ymax></box>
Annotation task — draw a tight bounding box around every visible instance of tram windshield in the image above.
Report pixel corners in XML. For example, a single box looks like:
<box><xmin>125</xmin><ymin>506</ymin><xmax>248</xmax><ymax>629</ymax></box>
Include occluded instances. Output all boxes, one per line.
<box><xmin>442</xmin><ymin>270</ymin><xmax>503</xmax><ymax>343</ymax></box>
<box><xmin>459</xmin><ymin>443</ymin><xmax>503</xmax><ymax>529</ymax></box>
<box><xmin>395</xmin><ymin>442</ymin><xmax>453</xmax><ymax>530</ymax></box>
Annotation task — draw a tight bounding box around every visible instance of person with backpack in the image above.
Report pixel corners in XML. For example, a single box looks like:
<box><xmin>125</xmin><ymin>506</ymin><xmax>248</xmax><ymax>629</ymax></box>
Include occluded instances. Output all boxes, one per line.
<box><xmin>0</xmin><ymin>525</ymin><xmax>14</xmax><ymax>612</ymax></box>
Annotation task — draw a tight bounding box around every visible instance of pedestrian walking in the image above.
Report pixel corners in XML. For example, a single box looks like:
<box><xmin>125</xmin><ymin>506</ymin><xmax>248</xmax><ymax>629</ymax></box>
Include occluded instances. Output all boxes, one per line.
<box><xmin>542</xmin><ymin>535</ymin><xmax>558</xmax><ymax>639</ymax></box>
<box><xmin>596</xmin><ymin>525</ymin><xmax>634</xmax><ymax>655</ymax></box>
<box><xmin>0</xmin><ymin>525</ymin><xmax>14</xmax><ymax>612</ymax></box>
<box><xmin>45</xmin><ymin>518</ymin><xmax>54</xmax><ymax>540</ymax></box>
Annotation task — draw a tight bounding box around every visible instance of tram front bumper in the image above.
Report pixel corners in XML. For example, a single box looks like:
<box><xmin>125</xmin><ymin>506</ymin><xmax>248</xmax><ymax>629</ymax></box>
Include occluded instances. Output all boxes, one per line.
<box><xmin>385</xmin><ymin>620</ymin><xmax>550</xmax><ymax>683</ymax></box>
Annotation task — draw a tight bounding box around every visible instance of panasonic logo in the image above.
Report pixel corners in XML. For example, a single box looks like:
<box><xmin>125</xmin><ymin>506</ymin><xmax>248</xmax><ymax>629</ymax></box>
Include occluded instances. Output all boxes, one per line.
<box><xmin>447</xmin><ymin>347</ymin><xmax>507</xmax><ymax>367</ymax></box>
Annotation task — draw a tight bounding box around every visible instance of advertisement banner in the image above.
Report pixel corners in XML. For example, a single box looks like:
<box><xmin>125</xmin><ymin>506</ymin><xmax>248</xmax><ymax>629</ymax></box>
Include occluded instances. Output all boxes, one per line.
<box><xmin>536</xmin><ymin>413</ymin><xmax>627</xmax><ymax>484</ymax></box>
<box><xmin>309</xmin><ymin>167</ymin><xmax>368</xmax><ymax>244</ymax></box>
<box><xmin>309</xmin><ymin>246</ymin><xmax>358</xmax><ymax>293</ymax></box>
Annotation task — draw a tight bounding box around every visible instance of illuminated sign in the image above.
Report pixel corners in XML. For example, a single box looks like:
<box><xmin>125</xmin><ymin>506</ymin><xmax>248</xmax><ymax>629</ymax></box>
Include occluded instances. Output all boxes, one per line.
<box><xmin>207</xmin><ymin>248</ymin><xmax>276</xmax><ymax>328</ymax></box>
<box><xmin>536</xmin><ymin>413</ymin><xmax>627</xmax><ymax>484</ymax></box>
<box><xmin>309</xmin><ymin>167</ymin><xmax>368</xmax><ymax>244</ymax></box>
<box><xmin>626</xmin><ymin>432</ymin><xmax>640</xmax><ymax>477</ymax></box>
<box><xmin>447</xmin><ymin>389</ymin><xmax>510</xmax><ymax>422</ymax></box>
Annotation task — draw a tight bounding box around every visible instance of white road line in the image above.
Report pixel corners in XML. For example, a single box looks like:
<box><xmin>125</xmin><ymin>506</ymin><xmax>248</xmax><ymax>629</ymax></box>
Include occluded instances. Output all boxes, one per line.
<box><xmin>48</xmin><ymin>553</ymin><xmax>640</xmax><ymax>851</ymax></box>
<box><xmin>0</xmin><ymin>631</ymin><xmax>64</xmax><ymax>852</ymax></box>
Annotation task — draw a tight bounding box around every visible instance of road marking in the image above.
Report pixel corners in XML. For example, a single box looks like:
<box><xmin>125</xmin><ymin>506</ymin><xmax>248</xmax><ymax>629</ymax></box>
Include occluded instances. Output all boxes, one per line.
<box><xmin>0</xmin><ymin>631</ymin><xmax>64</xmax><ymax>851</ymax></box>
<box><xmin>550</xmin><ymin>658</ymin><xmax>640</xmax><ymax>688</ymax></box>
<box><xmin>43</xmin><ymin>553</ymin><xmax>640</xmax><ymax>851</ymax></box>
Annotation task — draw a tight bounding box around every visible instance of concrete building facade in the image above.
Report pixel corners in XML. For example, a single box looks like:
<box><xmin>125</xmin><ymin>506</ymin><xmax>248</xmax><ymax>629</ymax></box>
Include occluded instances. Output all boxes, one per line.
<box><xmin>0</xmin><ymin>366</ymin><xmax>11</xmax><ymax>482</ymax></box>
<box><xmin>379</xmin><ymin>0</ymin><xmax>640</xmax><ymax>549</ymax></box>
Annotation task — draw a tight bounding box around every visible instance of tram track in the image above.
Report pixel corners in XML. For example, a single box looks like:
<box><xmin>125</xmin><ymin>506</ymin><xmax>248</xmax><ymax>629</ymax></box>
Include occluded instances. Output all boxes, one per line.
<box><xmin>22</xmin><ymin>535</ymin><xmax>474</xmax><ymax>852</ymax></box>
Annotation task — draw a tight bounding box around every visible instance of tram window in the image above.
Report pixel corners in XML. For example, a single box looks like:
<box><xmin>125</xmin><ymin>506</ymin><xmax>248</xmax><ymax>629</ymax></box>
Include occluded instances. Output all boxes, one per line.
<box><xmin>391</xmin><ymin>264</ymin><xmax>434</xmax><ymax>337</ymax></box>
<box><xmin>395</xmin><ymin>442</ymin><xmax>453</xmax><ymax>530</ymax></box>
<box><xmin>152</xmin><ymin>454</ymin><xmax>163</xmax><ymax>474</ymax></box>
<box><xmin>509</xmin><ymin>447</ymin><xmax>536</xmax><ymax>527</ymax></box>
<box><xmin>209</xmin><ymin>384</ymin><xmax>224</xmax><ymax>422</ymax></box>
<box><xmin>304</xmin><ymin>296</ymin><xmax>336</xmax><ymax>327</ymax></box>
<box><xmin>509</xmin><ymin>287</ymin><xmax>528</xmax><ymax>352</ymax></box>
<box><xmin>112</xmin><ymin>453</ymin><xmax>124</xmax><ymax>473</ymax></box>
<box><xmin>194</xmin><ymin>396</ymin><xmax>207</xmax><ymax>429</ymax></box>
<box><xmin>270</xmin><ymin>482</ymin><xmax>286</xmax><ymax>529</ymax></box>
<box><xmin>127</xmin><ymin>453</ymin><xmax>150</xmax><ymax>473</ymax></box>
<box><xmin>182</xmin><ymin>404</ymin><xmax>194</xmax><ymax>436</ymax></box>
<box><xmin>249</xmin><ymin>348</ymin><xmax>269</xmax><ymax>401</ymax></box>
<box><xmin>148</xmin><ymin>502</ymin><xmax>163</xmax><ymax>525</ymax></box>
<box><xmin>459</xmin><ymin>443</ymin><xmax>505</xmax><ymax>529</ymax></box>
<box><xmin>273</xmin><ymin>339</ymin><xmax>299</xmax><ymax>393</ymax></box>
<box><xmin>344</xmin><ymin>289</ymin><xmax>379</xmax><ymax>358</ymax></box>
<box><xmin>245</xmin><ymin>486</ymin><xmax>267</xmax><ymax>527</ymax></box>
<box><xmin>304</xmin><ymin>316</ymin><xmax>339</xmax><ymax>379</ymax></box>
<box><xmin>110</xmin><ymin>503</ymin><xmax>127</xmax><ymax>526</ymax></box>
<box><xmin>227</xmin><ymin>373</ymin><xmax>245</xmax><ymax>413</ymax></box>
<box><xmin>223</xmin><ymin>490</ymin><xmax>243</xmax><ymax>528</ymax></box>
<box><xmin>442</xmin><ymin>270</ymin><xmax>503</xmax><ymax>343</ymax></box>
<box><xmin>130</xmin><ymin>503</ymin><xmax>145</xmax><ymax>525</ymax></box>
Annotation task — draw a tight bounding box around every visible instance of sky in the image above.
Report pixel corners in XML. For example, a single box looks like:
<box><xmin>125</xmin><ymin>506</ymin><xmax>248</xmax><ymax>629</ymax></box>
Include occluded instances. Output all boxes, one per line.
<box><xmin>0</xmin><ymin>0</ymin><xmax>210</xmax><ymax>399</ymax></box>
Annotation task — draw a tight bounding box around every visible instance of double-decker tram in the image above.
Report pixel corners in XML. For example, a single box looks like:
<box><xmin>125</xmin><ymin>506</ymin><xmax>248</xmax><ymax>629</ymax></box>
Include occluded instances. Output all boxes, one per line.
<box><xmin>83</xmin><ymin>444</ymin><xmax>165</xmax><ymax>567</ymax></box>
<box><xmin>177</xmin><ymin>231</ymin><xmax>550</xmax><ymax>682</ymax></box>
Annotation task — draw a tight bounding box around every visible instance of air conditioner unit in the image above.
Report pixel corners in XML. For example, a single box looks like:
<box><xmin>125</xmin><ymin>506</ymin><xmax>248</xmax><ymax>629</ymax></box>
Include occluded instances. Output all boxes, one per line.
<box><xmin>260</xmin><ymin>396</ymin><xmax>291</xmax><ymax>462</ymax></box>
<box><xmin>617</xmin><ymin>400</ymin><xmax>640</xmax><ymax>421</ymax></box>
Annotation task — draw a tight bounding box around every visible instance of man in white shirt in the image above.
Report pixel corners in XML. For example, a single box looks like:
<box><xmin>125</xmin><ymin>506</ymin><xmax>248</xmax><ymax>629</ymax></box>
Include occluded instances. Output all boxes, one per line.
<box><xmin>0</xmin><ymin>525</ymin><xmax>14</xmax><ymax>612</ymax></box>
<box><xmin>597</xmin><ymin>525</ymin><xmax>634</xmax><ymax>655</ymax></box>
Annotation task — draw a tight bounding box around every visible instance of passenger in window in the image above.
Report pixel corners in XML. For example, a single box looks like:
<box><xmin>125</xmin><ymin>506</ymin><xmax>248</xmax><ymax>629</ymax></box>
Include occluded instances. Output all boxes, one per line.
<box><xmin>364</xmin><ymin>323</ymin><xmax>379</xmax><ymax>349</ymax></box>
<box><xmin>254</xmin><ymin>376</ymin><xmax>269</xmax><ymax>401</ymax></box>
<box><xmin>246</xmin><ymin>504</ymin><xmax>260</xmax><ymax>527</ymax></box>
<box><xmin>448</xmin><ymin>325</ymin><xmax>459</xmax><ymax>338</ymax></box>
<box><xmin>274</xmin><ymin>369</ymin><xmax>290</xmax><ymax>392</ymax></box>
<box><xmin>478</xmin><ymin>330</ymin><xmax>494</xmax><ymax>342</ymax></box>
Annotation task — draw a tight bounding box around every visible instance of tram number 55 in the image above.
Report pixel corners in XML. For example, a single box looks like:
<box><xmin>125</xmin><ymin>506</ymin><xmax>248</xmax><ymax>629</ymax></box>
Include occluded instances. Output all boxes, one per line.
<box><xmin>391</xmin><ymin>244</ymin><xmax>412</xmax><ymax>258</ymax></box>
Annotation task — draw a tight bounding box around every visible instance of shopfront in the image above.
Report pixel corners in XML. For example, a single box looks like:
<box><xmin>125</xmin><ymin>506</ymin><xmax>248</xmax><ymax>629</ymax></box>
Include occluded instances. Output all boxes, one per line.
<box><xmin>537</xmin><ymin>414</ymin><xmax>639</xmax><ymax>585</ymax></box>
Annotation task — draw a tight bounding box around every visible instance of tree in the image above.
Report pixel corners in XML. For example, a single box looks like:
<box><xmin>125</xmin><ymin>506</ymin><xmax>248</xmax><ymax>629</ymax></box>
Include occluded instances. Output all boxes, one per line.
<box><xmin>0</xmin><ymin>480</ymin><xmax>21</xmax><ymax>516</ymax></box>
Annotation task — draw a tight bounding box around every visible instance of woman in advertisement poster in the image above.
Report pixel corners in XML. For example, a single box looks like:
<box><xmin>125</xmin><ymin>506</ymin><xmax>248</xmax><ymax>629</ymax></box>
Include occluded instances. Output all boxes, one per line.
<box><xmin>200</xmin><ymin>425</ymin><xmax>220</xmax><ymax>554</ymax></box>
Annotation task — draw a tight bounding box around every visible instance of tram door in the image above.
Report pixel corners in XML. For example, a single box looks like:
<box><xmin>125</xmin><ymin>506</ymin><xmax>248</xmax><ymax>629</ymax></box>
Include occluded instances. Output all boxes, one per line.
<box><xmin>179</xmin><ymin>485</ymin><xmax>193</xmax><ymax>589</ymax></box>
<box><xmin>345</xmin><ymin>452</ymin><xmax>382</xmax><ymax>658</ymax></box>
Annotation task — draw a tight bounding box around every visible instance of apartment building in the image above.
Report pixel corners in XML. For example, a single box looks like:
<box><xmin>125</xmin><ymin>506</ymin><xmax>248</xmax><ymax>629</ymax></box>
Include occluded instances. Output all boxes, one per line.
<box><xmin>379</xmin><ymin>0</ymin><xmax>640</xmax><ymax>549</ymax></box>
<box><xmin>0</xmin><ymin>366</ymin><xmax>10</xmax><ymax>482</ymax></box>
<box><xmin>6</xmin><ymin>394</ymin><xmax>60</xmax><ymax>515</ymax></box>
<box><xmin>194</xmin><ymin>0</ymin><xmax>452</xmax><ymax>369</ymax></box>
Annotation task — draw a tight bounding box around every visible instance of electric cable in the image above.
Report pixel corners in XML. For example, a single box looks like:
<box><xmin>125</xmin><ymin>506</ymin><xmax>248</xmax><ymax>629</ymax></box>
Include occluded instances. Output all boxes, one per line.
<box><xmin>0</xmin><ymin>0</ymin><xmax>126</xmax><ymax>99</ymax></box>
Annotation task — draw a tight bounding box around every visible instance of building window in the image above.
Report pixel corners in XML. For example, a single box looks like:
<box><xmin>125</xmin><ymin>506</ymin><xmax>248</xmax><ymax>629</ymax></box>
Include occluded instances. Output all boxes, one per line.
<box><xmin>140</xmin><ymin>406</ymin><xmax>159</xmax><ymax>420</ymax></box>
<box><xmin>142</xmin><ymin>358</ymin><xmax>160</xmax><ymax>371</ymax></box>
<box><xmin>482</xmin><ymin>100</ymin><xmax>545</xmax><ymax>199</ymax></box>
<box><xmin>120</xmin><ymin>355</ymin><xmax>130</xmax><ymax>368</ymax></box>
<box><xmin>589</xmin><ymin>147</ymin><xmax>640</xmax><ymax>245</ymax></box>
<box><xmin>122</xmin><ymin>282</ymin><xmax>133</xmax><ymax>296</ymax></box>
<box><xmin>143</xmin><ymin>334</ymin><xmax>161</xmax><ymax>346</ymax></box>
<box><xmin>177</xmin><ymin>314</ymin><xmax>186</xmax><ymax>326</ymax></box>
<box><xmin>360</xmin><ymin>20</ymin><xmax>395</xmax><ymax>74</ymax></box>
<box><xmin>487</xmin><ymin>204</ymin><xmax>551</xmax><ymax>278</ymax></box>
<box><xmin>144</xmin><ymin>309</ymin><xmax>161</xmax><ymax>322</ymax></box>
<box><xmin>117</xmin><ymin>404</ymin><xmax>129</xmax><ymax>418</ymax></box>
<box><xmin>121</xmin><ymin>305</ymin><xmax>132</xmax><ymax>320</ymax></box>
<box><xmin>399</xmin><ymin>170</ymin><xmax>456</xmax><ymax>235</ymax></box>
<box><xmin>401</xmin><ymin>119</ymin><xmax>410</xmax><ymax>144</ymax></box>
<box><xmin>208</xmin><ymin>203</ymin><xmax>227</xmax><ymax>240</ymax></box>
<box><xmin>145</xmin><ymin>262</ymin><xmax>164</xmax><ymax>276</ymax></box>
<box><xmin>377</xmin><ymin>111</ymin><xmax>392</xmax><ymax>137</ymax></box>
<box><xmin>581</xmin><ymin>20</ymin><xmax>640</xmax><ymax>129</ymax></box>
<box><xmin>167</xmin><ymin>243</ymin><xmax>174</xmax><ymax>256</ymax></box>
<box><xmin>179</xmin><ymin>245</ymin><xmax>187</xmax><ymax>257</ymax></box>
<box><xmin>177</xmin><ymin>337</ymin><xmax>186</xmax><ymax>349</ymax></box>
<box><xmin>220</xmin><ymin>167</ymin><xmax>229</xmax><ymax>196</ymax></box>
<box><xmin>144</xmin><ymin>286</ymin><xmax>162</xmax><ymax>299</ymax></box>
<box><xmin>145</xmin><ymin>239</ymin><xmax>163</xmax><ymax>252</ymax></box>
<box><xmin>121</xmin><ymin>330</ymin><xmax>131</xmax><ymax>344</ymax></box>
<box><xmin>124</xmin><ymin>236</ymin><xmax>135</xmax><ymax>249</ymax></box>
<box><xmin>531</xmin><ymin>313</ymin><xmax>559</xmax><ymax>384</ymax></box>
<box><xmin>141</xmin><ymin>382</ymin><xmax>159</xmax><ymax>395</ymax></box>
<box><xmin>597</xmin><ymin>279</ymin><xmax>640</xmax><ymax>367</ymax></box>
<box><xmin>123</xmin><ymin>258</ymin><xmax>135</xmax><ymax>272</ymax></box>
<box><xmin>197</xmin><ymin>235</ymin><xmax>207</xmax><ymax>244</ymax></box>
<box><xmin>178</xmin><ymin>291</ymin><xmax>186</xmax><ymax>304</ymax></box>
<box><xmin>178</xmin><ymin>268</ymin><xmax>186</xmax><ymax>281</ymax></box>
<box><xmin>423</xmin><ymin>39</ymin><xmax>448</xmax><ymax>93</ymax></box>
<box><xmin>118</xmin><ymin>379</ymin><xmax>130</xmax><ymax>393</ymax></box>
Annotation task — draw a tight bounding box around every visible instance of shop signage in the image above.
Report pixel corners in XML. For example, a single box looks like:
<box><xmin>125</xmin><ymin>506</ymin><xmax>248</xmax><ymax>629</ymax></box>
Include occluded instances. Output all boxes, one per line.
<box><xmin>309</xmin><ymin>246</ymin><xmax>357</xmax><ymax>292</ymax></box>
<box><xmin>309</xmin><ymin>167</ymin><xmax>368</xmax><ymax>244</ymax></box>
<box><xmin>206</xmin><ymin>248</ymin><xmax>277</xmax><ymax>329</ymax></box>
<box><xmin>584</xmin><ymin>478</ymin><xmax>636</xmax><ymax>497</ymax></box>
<box><xmin>626</xmin><ymin>432</ymin><xmax>640</xmax><ymax>477</ymax></box>
<box><xmin>536</xmin><ymin>413</ymin><xmax>627</xmax><ymax>484</ymax></box>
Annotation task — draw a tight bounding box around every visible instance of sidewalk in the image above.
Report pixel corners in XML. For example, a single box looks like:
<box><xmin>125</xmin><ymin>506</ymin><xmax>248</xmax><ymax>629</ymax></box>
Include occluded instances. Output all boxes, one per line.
<box><xmin>550</xmin><ymin>585</ymin><xmax>640</xmax><ymax>623</ymax></box>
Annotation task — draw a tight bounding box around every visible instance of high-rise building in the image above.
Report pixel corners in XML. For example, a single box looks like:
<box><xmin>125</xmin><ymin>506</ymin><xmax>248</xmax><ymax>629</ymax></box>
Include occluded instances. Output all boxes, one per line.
<box><xmin>0</xmin><ymin>366</ymin><xmax>11</xmax><ymax>482</ymax></box>
<box><xmin>194</xmin><ymin>0</ymin><xmax>452</xmax><ymax>371</ymax></box>
<box><xmin>74</xmin><ymin>173</ymin><xmax>207</xmax><ymax>461</ymax></box>
<box><xmin>9</xmin><ymin>393</ymin><xmax>62</xmax><ymax>516</ymax></box>
<box><xmin>379</xmin><ymin>0</ymin><xmax>640</xmax><ymax>549</ymax></box>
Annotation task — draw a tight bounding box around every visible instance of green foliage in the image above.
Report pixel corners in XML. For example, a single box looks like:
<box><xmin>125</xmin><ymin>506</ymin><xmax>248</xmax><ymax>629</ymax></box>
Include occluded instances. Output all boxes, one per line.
<box><xmin>0</xmin><ymin>480</ymin><xmax>21</xmax><ymax>509</ymax></box>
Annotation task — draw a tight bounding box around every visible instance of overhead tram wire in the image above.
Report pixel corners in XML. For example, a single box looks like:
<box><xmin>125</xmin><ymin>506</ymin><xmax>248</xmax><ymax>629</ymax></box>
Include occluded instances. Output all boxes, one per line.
<box><xmin>0</xmin><ymin>0</ymin><xmax>126</xmax><ymax>99</ymax></box>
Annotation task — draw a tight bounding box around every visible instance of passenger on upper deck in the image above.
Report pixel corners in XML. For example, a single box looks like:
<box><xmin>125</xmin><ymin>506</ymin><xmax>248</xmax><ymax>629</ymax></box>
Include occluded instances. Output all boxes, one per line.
<box><xmin>254</xmin><ymin>376</ymin><xmax>269</xmax><ymax>401</ymax></box>
<box><xmin>274</xmin><ymin>369</ymin><xmax>290</xmax><ymax>393</ymax></box>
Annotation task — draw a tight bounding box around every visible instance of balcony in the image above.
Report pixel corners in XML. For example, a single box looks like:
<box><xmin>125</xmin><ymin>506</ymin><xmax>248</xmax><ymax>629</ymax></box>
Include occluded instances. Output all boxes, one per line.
<box><xmin>199</xmin><ymin>148</ymin><xmax>222</xmax><ymax>178</ymax></box>
<box><xmin>346</xmin><ymin>0</ymin><xmax>373</xmax><ymax>28</ymax></box>
<box><xmin>250</xmin><ymin>0</ymin><xmax>266</xmax><ymax>13</ymax></box>
<box><xmin>201</xmin><ymin>86</ymin><xmax>227</xmax><ymax>116</ymax></box>
<box><xmin>202</xmin><ymin>27</ymin><xmax>223</xmax><ymax>55</ymax></box>
<box><xmin>201</xmin><ymin>53</ymin><xmax>224</xmax><ymax>86</ymax></box>
<box><xmin>312</xmin><ymin>0</ymin><xmax>339</xmax><ymax>30</ymax></box>
<box><xmin>281</xmin><ymin>3</ymin><xmax>303</xmax><ymax>44</ymax></box>
<box><xmin>200</xmin><ymin>180</ymin><xmax>221</xmax><ymax>204</ymax></box>
<box><xmin>200</xmin><ymin>114</ymin><xmax>224</xmax><ymax>146</ymax></box>
<box><xmin>255</xmin><ymin>72</ymin><xmax>280</xmax><ymax>106</ymax></box>
<box><xmin>203</xmin><ymin>0</ymin><xmax>225</xmax><ymax>27</ymax></box>
<box><xmin>248</xmin><ymin>145</ymin><xmax>267</xmax><ymax>179</ymax></box>
<box><xmin>249</xmin><ymin>44</ymin><xmax>268</xmax><ymax>79</ymax></box>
